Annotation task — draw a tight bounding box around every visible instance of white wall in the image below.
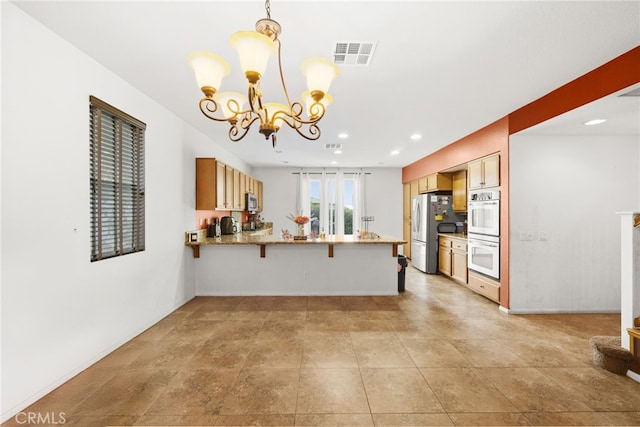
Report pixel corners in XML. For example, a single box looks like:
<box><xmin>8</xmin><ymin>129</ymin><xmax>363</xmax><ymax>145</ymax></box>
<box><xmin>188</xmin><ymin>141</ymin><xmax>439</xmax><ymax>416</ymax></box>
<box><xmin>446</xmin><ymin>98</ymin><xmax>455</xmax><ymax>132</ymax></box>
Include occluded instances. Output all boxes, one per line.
<box><xmin>0</xmin><ymin>4</ymin><xmax>247</xmax><ymax>420</ymax></box>
<box><xmin>253</xmin><ymin>167</ymin><xmax>403</xmax><ymax>242</ymax></box>
<box><xmin>509</xmin><ymin>134</ymin><xmax>640</xmax><ymax>313</ymax></box>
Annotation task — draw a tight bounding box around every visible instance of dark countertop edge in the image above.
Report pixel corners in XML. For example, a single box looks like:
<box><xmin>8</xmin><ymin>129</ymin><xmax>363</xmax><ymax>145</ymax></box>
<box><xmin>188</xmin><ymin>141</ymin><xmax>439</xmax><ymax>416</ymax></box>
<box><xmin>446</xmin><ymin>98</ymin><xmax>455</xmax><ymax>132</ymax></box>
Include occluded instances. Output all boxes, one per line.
<box><xmin>437</xmin><ymin>233</ymin><xmax>468</xmax><ymax>240</ymax></box>
<box><xmin>185</xmin><ymin>236</ymin><xmax>406</xmax><ymax>246</ymax></box>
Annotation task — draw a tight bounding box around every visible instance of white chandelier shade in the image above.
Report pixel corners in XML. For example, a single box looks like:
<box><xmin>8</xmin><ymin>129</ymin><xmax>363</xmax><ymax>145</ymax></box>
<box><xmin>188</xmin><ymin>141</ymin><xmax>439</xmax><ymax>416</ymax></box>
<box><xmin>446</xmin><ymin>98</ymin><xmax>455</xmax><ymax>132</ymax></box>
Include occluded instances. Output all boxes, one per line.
<box><xmin>301</xmin><ymin>58</ymin><xmax>339</xmax><ymax>96</ymax></box>
<box><xmin>230</xmin><ymin>31</ymin><xmax>276</xmax><ymax>80</ymax></box>
<box><xmin>187</xmin><ymin>51</ymin><xmax>230</xmax><ymax>95</ymax></box>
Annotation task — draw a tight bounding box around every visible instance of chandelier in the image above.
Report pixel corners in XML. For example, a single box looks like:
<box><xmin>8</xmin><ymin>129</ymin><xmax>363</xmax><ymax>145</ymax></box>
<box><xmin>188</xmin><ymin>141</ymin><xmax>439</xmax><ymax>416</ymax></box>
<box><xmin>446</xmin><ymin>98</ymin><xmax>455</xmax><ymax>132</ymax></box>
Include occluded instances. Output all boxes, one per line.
<box><xmin>188</xmin><ymin>0</ymin><xmax>339</xmax><ymax>147</ymax></box>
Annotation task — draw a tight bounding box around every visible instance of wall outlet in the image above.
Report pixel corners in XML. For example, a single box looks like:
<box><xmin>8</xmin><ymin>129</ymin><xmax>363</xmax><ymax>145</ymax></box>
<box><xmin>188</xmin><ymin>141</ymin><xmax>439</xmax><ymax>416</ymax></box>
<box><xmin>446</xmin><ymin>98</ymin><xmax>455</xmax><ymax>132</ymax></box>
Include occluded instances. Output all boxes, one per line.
<box><xmin>303</xmin><ymin>271</ymin><xmax>310</xmax><ymax>279</ymax></box>
<box><xmin>520</xmin><ymin>231</ymin><xmax>533</xmax><ymax>241</ymax></box>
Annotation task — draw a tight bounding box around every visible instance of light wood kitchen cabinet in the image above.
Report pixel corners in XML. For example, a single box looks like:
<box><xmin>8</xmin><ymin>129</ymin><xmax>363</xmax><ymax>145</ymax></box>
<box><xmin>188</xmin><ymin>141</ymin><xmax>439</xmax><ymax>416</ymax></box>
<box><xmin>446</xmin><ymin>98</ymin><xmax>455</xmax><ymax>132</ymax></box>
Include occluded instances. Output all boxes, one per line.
<box><xmin>215</xmin><ymin>161</ymin><xmax>227</xmax><ymax>209</ymax></box>
<box><xmin>225</xmin><ymin>164</ymin><xmax>234</xmax><ymax>210</ymax></box>
<box><xmin>468</xmin><ymin>154</ymin><xmax>500</xmax><ymax>190</ymax></box>
<box><xmin>438</xmin><ymin>235</ymin><xmax>467</xmax><ymax>284</ymax></box>
<box><xmin>195</xmin><ymin>158</ymin><xmax>263</xmax><ymax>212</ymax></box>
<box><xmin>452</xmin><ymin>170</ymin><xmax>467</xmax><ymax>211</ymax></box>
<box><xmin>451</xmin><ymin>239</ymin><xmax>468</xmax><ymax>284</ymax></box>
<box><xmin>246</xmin><ymin>175</ymin><xmax>255</xmax><ymax>194</ymax></box>
<box><xmin>418</xmin><ymin>176</ymin><xmax>428</xmax><ymax>193</ymax></box>
<box><xmin>403</xmin><ymin>183</ymin><xmax>412</xmax><ymax>258</ymax></box>
<box><xmin>417</xmin><ymin>173</ymin><xmax>452</xmax><ymax>194</ymax></box>
<box><xmin>468</xmin><ymin>271</ymin><xmax>500</xmax><ymax>303</ymax></box>
<box><xmin>256</xmin><ymin>180</ymin><xmax>263</xmax><ymax>212</ymax></box>
<box><xmin>426</xmin><ymin>173</ymin><xmax>452</xmax><ymax>192</ymax></box>
<box><xmin>239</xmin><ymin>172</ymin><xmax>247</xmax><ymax>210</ymax></box>
<box><xmin>438</xmin><ymin>237</ymin><xmax>452</xmax><ymax>276</ymax></box>
<box><xmin>232</xmin><ymin>169</ymin><xmax>242</xmax><ymax>210</ymax></box>
<box><xmin>410</xmin><ymin>179</ymin><xmax>419</xmax><ymax>198</ymax></box>
<box><xmin>195</xmin><ymin>158</ymin><xmax>218</xmax><ymax>210</ymax></box>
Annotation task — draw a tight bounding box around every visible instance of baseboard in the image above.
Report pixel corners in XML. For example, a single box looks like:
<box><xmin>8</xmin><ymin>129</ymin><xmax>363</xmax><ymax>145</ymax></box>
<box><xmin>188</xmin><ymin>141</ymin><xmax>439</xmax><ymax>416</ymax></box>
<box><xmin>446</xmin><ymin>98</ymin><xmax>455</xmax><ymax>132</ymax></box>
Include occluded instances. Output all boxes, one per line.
<box><xmin>627</xmin><ymin>370</ymin><xmax>640</xmax><ymax>383</ymax></box>
<box><xmin>195</xmin><ymin>290</ymin><xmax>399</xmax><ymax>297</ymax></box>
<box><xmin>505</xmin><ymin>308</ymin><xmax>621</xmax><ymax>314</ymax></box>
<box><xmin>499</xmin><ymin>305</ymin><xmax>510</xmax><ymax>314</ymax></box>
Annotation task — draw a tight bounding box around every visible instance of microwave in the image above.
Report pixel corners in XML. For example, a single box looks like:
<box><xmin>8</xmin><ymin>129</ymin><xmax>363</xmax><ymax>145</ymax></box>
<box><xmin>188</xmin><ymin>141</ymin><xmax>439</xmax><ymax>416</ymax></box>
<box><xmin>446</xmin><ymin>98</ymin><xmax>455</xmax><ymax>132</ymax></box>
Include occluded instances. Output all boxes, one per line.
<box><xmin>245</xmin><ymin>192</ymin><xmax>258</xmax><ymax>212</ymax></box>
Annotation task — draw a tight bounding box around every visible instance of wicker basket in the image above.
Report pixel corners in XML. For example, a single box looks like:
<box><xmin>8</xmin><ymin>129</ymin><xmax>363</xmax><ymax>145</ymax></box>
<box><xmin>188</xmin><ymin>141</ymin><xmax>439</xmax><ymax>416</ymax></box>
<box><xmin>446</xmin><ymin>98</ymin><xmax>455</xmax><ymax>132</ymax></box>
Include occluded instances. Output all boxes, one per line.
<box><xmin>589</xmin><ymin>336</ymin><xmax>633</xmax><ymax>375</ymax></box>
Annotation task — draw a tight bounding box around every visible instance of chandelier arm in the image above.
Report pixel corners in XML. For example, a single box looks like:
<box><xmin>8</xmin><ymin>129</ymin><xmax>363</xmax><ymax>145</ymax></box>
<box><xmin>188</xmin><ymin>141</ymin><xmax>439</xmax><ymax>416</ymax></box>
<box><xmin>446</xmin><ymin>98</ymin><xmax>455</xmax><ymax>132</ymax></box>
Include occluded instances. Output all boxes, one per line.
<box><xmin>199</xmin><ymin>98</ymin><xmax>232</xmax><ymax>122</ymax></box>
<box><xmin>287</xmin><ymin>122</ymin><xmax>322</xmax><ymax>141</ymax></box>
<box><xmin>229</xmin><ymin>115</ymin><xmax>260</xmax><ymax>142</ymax></box>
<box><xmin>289</xmin><ymin>101</ymin><xmax>326</xmax><ymax>125</ymax></box>
<box><xmin>248</xmin><ymin>85</ymin><xmax>258</xmax><ymax>114</ymax></box>
<box><xmin>276</xmin><ymin>39</ymin><xmax>294</xmax><ymax>109</ymax></box>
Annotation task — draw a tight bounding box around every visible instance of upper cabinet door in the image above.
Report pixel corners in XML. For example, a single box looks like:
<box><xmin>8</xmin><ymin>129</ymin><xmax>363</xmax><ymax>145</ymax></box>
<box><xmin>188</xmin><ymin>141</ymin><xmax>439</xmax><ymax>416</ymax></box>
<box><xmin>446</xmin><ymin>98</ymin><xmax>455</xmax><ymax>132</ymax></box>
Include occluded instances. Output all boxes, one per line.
<box><xmin>468</xmin><ymin>154</ymin><xmax>500</xmax><ymax>190</ymax></box>
<box><xmin>482</xmin><ymin>155</ymin><xmax>500</xmax><ymax>188</ymax></box>
<box><xmin>452</xmin><ymin>170</ymin><xmax>467</xmax><ymax>211</ymax></box>
<box><xmin>216</xmin><ymin>161</ymin><xmax>227</xmax><ymax>209</ymax></box>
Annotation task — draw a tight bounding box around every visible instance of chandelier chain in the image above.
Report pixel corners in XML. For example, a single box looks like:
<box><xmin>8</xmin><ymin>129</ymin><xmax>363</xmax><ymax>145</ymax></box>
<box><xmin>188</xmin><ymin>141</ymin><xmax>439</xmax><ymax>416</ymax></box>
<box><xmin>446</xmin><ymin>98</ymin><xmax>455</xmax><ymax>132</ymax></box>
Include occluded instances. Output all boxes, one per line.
<box><xmin>265</xmin><ymin>0</ymin><xmax>271</xmax><ymax>19</ymax></box>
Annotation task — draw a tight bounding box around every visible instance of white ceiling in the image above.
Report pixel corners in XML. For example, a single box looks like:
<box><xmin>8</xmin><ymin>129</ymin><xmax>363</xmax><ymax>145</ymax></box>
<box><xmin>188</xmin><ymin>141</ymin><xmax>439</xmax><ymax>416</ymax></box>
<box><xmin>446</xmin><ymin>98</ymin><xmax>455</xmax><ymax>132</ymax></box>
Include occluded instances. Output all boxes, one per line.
<box><xmin>11</xmin><ymin>0</ymin><xmax>640</xmax><ymax>168</ymax></box>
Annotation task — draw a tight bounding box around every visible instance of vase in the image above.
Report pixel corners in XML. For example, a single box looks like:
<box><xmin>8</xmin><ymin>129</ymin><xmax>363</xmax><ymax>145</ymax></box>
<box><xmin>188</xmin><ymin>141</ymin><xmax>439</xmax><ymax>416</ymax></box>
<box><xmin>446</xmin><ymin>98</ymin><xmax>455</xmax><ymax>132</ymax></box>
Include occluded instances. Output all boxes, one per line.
<box><xmin>297</xmin><ymin>223</ymin><xmax>305</xmax><ymax>236</ymax></box>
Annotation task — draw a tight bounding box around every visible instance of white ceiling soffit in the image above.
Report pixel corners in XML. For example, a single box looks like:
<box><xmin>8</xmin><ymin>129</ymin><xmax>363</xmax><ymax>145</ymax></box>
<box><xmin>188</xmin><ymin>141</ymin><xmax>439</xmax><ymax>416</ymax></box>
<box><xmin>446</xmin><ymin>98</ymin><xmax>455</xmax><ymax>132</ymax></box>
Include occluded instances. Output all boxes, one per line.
<box><xmin>333</xmin><ymin>41</ymin><xmax>377</xmax><ymax>66</ymax></box>
<box><xmin>619</xmin><ymin>87</ymin><xmax>640</xmax><ymax>97</ymax></box>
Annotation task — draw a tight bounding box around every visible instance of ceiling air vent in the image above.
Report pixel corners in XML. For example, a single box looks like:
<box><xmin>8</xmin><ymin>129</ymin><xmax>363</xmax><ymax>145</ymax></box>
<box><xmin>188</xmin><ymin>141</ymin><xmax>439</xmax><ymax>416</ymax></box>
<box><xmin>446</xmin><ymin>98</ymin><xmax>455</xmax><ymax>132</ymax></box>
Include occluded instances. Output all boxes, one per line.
<box><xmin>324</xmin><ymin>143</ymin><xmax>343</xmax><ymax>150</ymax></box>
<box><xmin>333</xmin><ymin>41</ymin><xmax>377</xmax><ymax>66</ymax></box>
<box><xmin>619</xmin><ymin>87</ymin><xmax>640</xmax><ymax>97</ymax></box>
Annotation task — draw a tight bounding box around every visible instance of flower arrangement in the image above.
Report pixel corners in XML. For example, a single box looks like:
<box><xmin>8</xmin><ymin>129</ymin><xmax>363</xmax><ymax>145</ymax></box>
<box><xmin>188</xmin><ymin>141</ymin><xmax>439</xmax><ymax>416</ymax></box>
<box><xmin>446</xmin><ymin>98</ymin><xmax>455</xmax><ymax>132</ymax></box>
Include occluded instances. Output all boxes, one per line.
<box><xmin>287</xmin><ymin>213</ymin><xmax>309</xmax><ymax>225</ymax></box>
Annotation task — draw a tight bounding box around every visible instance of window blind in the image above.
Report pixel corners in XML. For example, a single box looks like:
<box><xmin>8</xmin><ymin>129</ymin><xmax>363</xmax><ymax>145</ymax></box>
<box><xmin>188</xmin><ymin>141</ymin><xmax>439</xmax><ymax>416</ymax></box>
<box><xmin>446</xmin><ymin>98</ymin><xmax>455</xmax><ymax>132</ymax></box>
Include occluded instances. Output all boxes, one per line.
<box><xmin>90</xmin><ymin>96</ymin><xmax>146</xmax><ymax>262</ymax></box>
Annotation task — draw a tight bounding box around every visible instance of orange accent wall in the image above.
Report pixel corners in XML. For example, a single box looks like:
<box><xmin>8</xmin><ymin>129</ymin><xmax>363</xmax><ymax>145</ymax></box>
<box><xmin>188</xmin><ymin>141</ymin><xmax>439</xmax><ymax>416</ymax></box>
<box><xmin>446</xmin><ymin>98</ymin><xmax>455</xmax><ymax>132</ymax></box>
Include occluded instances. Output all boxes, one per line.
<box><xmin>402</xmin><ymin>117</ymin><xmax>509</xmax><ymax>183</ymax></box>
<box><xmin>401</xmin><ymin>45</ymin><xmax>640</xmax><ymax>310</ymax></box>
<box><xmin>510</xmin><ymin>46</ymin><xmax>640</xmax><ymax>134</ymax></box>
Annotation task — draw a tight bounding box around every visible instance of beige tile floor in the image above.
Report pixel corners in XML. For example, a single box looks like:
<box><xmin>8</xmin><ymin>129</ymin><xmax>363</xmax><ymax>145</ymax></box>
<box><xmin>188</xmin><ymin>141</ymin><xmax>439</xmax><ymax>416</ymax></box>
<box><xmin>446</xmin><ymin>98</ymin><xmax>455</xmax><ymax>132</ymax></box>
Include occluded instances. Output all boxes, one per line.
<box><xmin>4</xmin><ymin>266</ymin><xmax>640</xmax><ymax>426</ymax></box>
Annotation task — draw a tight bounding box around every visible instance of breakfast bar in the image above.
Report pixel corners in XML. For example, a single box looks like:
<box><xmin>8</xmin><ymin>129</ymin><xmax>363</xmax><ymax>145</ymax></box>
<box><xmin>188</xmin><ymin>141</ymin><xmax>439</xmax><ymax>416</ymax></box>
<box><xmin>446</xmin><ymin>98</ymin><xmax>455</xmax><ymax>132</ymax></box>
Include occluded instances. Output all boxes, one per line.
<box><xmin>186</xmin><ymin>231</ymin><xmax>406</xmax><ymax>296</ymax></box>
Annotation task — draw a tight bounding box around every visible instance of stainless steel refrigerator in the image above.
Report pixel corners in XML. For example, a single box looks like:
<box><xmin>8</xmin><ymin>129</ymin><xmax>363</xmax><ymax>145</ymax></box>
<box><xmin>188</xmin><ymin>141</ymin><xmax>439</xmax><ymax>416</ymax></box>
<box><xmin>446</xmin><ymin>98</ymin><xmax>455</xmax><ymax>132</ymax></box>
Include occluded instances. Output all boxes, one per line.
<box><xmin>411</xmin><ymin>194</ymin><xmax>465</xmax><ymax>273</ymax></box>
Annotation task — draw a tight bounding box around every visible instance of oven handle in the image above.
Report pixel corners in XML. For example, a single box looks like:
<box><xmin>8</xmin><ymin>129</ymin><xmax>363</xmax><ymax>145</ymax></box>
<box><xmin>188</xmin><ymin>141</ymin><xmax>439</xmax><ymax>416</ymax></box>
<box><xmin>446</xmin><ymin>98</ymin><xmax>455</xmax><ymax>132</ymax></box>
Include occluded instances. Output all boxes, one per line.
<box><xmin>468</xmin><ymin>200</ymin><xmax>499</xmax><ymax>206</ymax></box>
<box><xmin>469</xmin><ymin>239</ymin><xmax>498</xmax><ymax>248</ymax></box>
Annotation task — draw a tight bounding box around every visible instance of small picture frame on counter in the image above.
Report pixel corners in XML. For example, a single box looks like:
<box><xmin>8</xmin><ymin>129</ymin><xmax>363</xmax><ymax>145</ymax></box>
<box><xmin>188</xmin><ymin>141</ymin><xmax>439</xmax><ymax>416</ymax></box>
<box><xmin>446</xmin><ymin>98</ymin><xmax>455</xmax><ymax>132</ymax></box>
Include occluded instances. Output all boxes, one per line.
<box><xmin>189</xmin><ymin>232</ymin><xmax>199</xmax><ymax>243</ymax></box>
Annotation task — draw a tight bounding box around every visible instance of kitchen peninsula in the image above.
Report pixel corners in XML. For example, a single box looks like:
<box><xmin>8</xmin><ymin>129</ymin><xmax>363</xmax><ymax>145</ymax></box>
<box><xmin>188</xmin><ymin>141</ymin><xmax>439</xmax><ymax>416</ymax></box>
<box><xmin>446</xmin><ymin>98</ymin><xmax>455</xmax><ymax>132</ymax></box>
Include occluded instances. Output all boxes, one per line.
<box><xmin>185</xmin><ymin>232</ymin><xmax>406</xmax><ymax>296</ymax></box>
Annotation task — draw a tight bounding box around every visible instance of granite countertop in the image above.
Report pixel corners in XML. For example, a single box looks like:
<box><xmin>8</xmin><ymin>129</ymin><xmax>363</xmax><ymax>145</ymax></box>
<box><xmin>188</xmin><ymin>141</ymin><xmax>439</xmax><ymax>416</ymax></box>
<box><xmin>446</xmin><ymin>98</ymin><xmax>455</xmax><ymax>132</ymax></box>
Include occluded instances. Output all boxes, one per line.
<box><xmin>185</xmin><ymin>230</ymin><xmax>405</xmax><ymax>246</ymax></box>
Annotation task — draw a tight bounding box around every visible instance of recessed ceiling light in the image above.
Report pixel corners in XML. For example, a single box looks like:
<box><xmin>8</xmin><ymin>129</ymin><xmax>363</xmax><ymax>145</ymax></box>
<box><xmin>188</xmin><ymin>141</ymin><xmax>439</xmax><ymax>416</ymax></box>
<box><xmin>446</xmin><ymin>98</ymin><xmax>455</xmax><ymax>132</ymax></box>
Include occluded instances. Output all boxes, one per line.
<box><xmin>410</xmin><ymin>133</ymin><xmax>422</xmax><ymax>140</ymax></box>
<box><xmin>390</xmin><ymin>150</ymin><xmax>400</xmax><ymax>156</ymax></box>
<box><xmin>337</xmin><ymin>133</ymin><xmax>349</xmax><ymax>139</ymax></box>
<box><xmin>331</xmin><ymin>160</ymin><xmax>338</xmax><ymax>165</ymax></box>
<box><xmin>584</xmin><ymin>119</ymin><xmax>606</xmax><ymax>126</ymax></box>
<box><xmin>334</xmin><ymin>150</ymin><xmax>342</xmax><ymax>154</ymax></box>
